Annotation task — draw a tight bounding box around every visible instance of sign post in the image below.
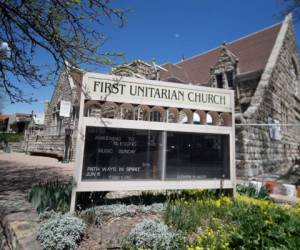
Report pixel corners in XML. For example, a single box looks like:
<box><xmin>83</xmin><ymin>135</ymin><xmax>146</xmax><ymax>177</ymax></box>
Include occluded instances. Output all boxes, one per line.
<box><xmin>70</xmin><ymin>73</ymin><xmax>235</xmax><ymax>212</ymax></box>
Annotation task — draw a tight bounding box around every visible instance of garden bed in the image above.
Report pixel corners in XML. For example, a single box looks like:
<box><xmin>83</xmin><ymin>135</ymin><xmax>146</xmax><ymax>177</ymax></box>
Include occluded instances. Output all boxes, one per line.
<box><xmin>34</xmin><ymin>189</ymin><xmax>300</xmax><ymax>250</ymax></box>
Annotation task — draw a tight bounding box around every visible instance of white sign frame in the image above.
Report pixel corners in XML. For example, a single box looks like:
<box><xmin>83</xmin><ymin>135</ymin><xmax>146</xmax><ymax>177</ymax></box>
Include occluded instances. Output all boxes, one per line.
<box><xmin>70</xmin><ymin>73</ymin><xmax>236</xmax><ymax>212</ymax></box>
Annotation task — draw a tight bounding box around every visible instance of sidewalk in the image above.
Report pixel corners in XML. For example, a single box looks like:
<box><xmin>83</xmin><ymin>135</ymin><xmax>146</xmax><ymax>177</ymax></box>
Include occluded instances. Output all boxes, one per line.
<box><xmin>0</xmin><ymin>152</ymin><xmax>74</xmax><ymax>249</ymax></box>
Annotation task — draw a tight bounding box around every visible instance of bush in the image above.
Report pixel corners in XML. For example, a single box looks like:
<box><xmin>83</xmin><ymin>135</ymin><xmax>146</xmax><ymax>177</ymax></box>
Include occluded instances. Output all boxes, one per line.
<box><xmin>80</xmin><ymin>203</ymin><xmax>165</xmax><ymax>225</ymax></box>
<box><xmin>123</xmin><ymin>219</ymin><xmax>185</xmax><ymax>250</ymax></box>
<box><xmin>0</xmin><ymin>132</ymin><xmax>24</xmax><ymax>143</ymax></box>
<box><xmin>188</xmin><ymin>218</ymin><xmax>235</xmax><ymax>250</ymax></box>
<box><xmin>165</xmin><ymin>195</ymin><xmax>232</xmax><ymax>232</ymax></box>
<box><xmin>166</xmin><ymin>192</ymin><xmax>300</xmax><ymax>250</ymax></box>
<box><xmin>29</xmin><ymin>180</ymin><xmax>72</xmax><ymax>213</ymax></box>
<box><xmin>37</xmin><ymin>213</ymin><xmax>86</xmax><ymax>250</ymax></box>
<box><xmin>236</xmin><ymin>183</ymin><xmax>270</xmax><ymax>199</ymax></box>
<box><xmin>229</xmin><ymin>196</ymin><xmax>300</xmax><ymax>249</ymax></box>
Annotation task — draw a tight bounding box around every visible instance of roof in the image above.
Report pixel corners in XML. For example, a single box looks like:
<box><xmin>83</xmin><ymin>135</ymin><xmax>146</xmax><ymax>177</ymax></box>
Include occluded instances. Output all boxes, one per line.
<box><xmin>15</xmin><ymin>113</ymin><xmax>31</xmax><ymax>123</ymax></box>
<box><xmin>160</xmin><ymin>23</ymin><xmax>282</xmax><ymax>85</ymax></box>
<box><xmin>0</xmin><ymin>115</ymin><xmax>9</xmax><ymax>121</ymax></box>
<box><xmin>160</xmin><ymin>63</ymin><xmax>190</xmax><ymax>83</ymax></box>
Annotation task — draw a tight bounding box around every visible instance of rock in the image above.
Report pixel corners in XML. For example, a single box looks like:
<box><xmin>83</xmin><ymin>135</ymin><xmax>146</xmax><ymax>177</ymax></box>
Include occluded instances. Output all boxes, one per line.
<box><xmin>3</xmin><ymin>212</ymin><xmax>42</xmax><ymax>250</ymax></box>
<box><xmin>0</xmin><ymin>225</ymin><xmax>9</xmax><ymax>250</ymax></box>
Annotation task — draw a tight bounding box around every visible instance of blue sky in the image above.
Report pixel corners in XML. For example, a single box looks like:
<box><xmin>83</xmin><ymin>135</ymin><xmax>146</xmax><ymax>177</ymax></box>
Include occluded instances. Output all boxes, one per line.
<box><xmin>3</xmin><ymin>0</ymin><xmax>298</xmax><ymax>114</ymax></box>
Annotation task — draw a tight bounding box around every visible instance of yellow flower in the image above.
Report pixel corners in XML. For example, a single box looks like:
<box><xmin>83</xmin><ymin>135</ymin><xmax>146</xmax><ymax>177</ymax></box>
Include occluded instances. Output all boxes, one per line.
<box><xmin>215</xmin><ymin>199</ymin><xmax>221</xmax><ymax>208</ymax></box>
<box><xmin>264</xmin><ymin>219</ymin><xmax>273</xmax><ymax>225</ymax></box>
<box><xmin>207</xmin><ymin>228</ymin><xmax>213</xmax><ymax>237</ymax></box>
<box><xmin>221</xmin><ymin>196</ymin><xmax>232</xmax><ymax>205</ymax></box>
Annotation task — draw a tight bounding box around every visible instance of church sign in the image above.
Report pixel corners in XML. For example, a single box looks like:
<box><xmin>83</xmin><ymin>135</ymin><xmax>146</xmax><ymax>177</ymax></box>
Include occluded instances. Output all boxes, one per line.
<box><xmin>85</xmin><ymin>76</ymin><xmax>231</xmax><ymax>112</ymax></box>
<box><xmin>71</xmin><ymin>73</ymin><xmax>235</xmax><ymax>212</ymax></box>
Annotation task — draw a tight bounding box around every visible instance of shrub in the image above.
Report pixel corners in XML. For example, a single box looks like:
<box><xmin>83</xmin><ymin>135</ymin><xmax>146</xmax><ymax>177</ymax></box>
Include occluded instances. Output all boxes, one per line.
<box><xmin>166</xmin><ymin>193</ymin><xmax>300</xmax><ymax>250</ymax></box>
<box><xmin>80</xmin><ymin>203</ymin><xmax>165</xmax><ymax>225</ymax></box>
<box><xmin>165</xmin><ymin>195</ymin><xmax>232</xmax><ymax>232</ymax></box>
<box><xmin>29</xmin><ymin>180</ymin><xmax>72</xmax><ymax>213</ymax></box>
<box><xmin>0</xmin><ymin>132</ymin><xmax>24</xmax><ymax>143</ymax></box>
<box><xmin>123</xmin><ymin>219</ymin><xmax>185</xmax><ymax>250</ymax></box>
<box><xmin>37</xmin><ymin>213</ymin><xmax>86</xmax><ymax>250</ymax></box>
<box><xmin>236</xmin><ymin>183</ymin><xmax>270</xmax><ymax>199</ymax></box>
<box><xmin>188</xmin><ymin>218</ymin><xmax>235</xmax><ymax>250</ymax></box>
<box><xmin>229</xmin><ymin>196</ymin><xmax>300</xmax><ymax>249</ymax></box>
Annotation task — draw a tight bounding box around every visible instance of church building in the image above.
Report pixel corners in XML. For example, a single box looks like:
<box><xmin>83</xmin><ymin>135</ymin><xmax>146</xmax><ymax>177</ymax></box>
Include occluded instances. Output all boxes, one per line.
<box><xmin>26</xmin><ymin>14</ymin><xmax>300</xmax><ymax>177</ymax></box>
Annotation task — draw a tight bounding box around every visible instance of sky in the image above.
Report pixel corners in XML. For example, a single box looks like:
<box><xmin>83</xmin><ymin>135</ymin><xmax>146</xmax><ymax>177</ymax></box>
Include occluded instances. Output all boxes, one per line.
<box><xmin>3</xmin><ymin>0</ymin><xmax>299</xmax><ymax>114</ymax></box>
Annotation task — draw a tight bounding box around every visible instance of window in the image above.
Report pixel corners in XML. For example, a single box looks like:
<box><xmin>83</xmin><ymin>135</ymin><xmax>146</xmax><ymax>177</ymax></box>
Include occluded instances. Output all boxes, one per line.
<box><xmin>226</xmin><ymin>70</ymin><xmax>234</xmax><ymax>88</ymax></box>
<box><xmin>281</xmin><ymin>101</ymin><xmax>288</xmax><ymax>124</ymax></box>
<box><xmin>102</xmin><ymin>102</ymin><xmax>118</xmax><ymax>119</ymax></box>
<box><xmin>57</xmin><ymin>117</ymin><xmax>63</xmax><ymax>135</ymax></box>
<box><xmin>193</xmin><ymin>112</ymin><xmax>200</xmax><ymax>125</ymax></box>
<box><xmin>206</xmin><ymin>113</ymin><xmax>213</xmax><ymax>125</ymax></box>
<box><xmin>216</xmin><ymin>73</ymin><xmax>223</xmax><ymax>88</ymax></box>
<box><xmin>166</xmin><ymin>108</ymin><xmax>178</xmax><ymax>123</ymax></box>
<box><xmin>150</xmin><ymin>107</ymin><xmax>164</xmax><ymax>122</ymax></box>
<box><xmin>134</xmin><ymin>105</ymin><xmax>150</xmax><ymax>121</ymax></box>
<box><xmin>119</xmin><ymin>104</ymin><xmax>134</xmax><ymax>120</ymax></box>
<box><xmin>72</xmin><ymin>106</ymin><xmax>79</xmax><ymax>122</ymax></box>
<box><xmin>150</xmin><ymin>111</ymin><xmax>161</xmax><ymax>122</ymax></box>
<box><xmin>88</xmin><ymin>106</ymin><xmax>101</xmax><ymax>117</ymax></box>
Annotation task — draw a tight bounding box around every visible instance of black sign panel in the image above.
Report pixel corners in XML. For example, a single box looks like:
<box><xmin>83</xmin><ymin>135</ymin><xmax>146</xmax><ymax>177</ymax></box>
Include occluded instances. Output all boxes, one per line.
<box><xmin>82</xmin><ymin>127</ymin><xmax>162</xmax><ymax>180</ymax></box>
<box><xmin>166</xmin><ymin>132</ymin><xmax>230</xmax><ymax>180</ymax></box>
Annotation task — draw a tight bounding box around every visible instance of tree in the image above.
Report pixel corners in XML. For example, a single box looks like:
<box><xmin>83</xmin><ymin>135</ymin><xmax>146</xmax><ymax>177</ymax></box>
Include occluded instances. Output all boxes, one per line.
<box><xmin>0</xmin><ymin>0</ymin><xmax>125</xmax><ymax>103</ymax></box>
<box><xmin>0</xmin><ymin>87</ymin><xmax>4</xmax><ymax>114</ymax></box>
<box><xmin>280</xmin><ymin>0</ymin><xmax>300</xmax><ymax>21</ymax></box>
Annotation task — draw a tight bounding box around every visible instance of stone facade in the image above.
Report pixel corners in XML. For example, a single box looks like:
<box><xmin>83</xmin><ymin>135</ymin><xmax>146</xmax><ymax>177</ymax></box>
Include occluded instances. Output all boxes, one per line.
<box><xmin>236</xmin><ymin>15</ymin><xmax>300</xmax><ymax>176</ymax></box>
<box><xmin>26</xmin><ymin>69</ymin><xmax>82</xmax><ymax>161</ymax></box>
<box><xmin>111</xmin><ymin>60</ymin><xmax>157</xmax><ymax>80</ymax></box>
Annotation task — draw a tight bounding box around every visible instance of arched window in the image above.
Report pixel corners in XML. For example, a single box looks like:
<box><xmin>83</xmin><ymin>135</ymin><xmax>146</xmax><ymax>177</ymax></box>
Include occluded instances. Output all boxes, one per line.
<box><xmin>206</xmin><ymin>113</ymin><xmax>213</xmax><ymax>125</ymax></box>
<box><xmin>119</xmin><ymin>104</ymin><xmax>134</xmax><ymax>120</ymax></box>
<box><xmin>134</xmin><ymin>105</ymin><xmax>150</xmax><ymax>121</ymax></box>
<box><xmin>193</xmin><ymin>112</ymin><xmax>200</xmax><ymax>125</ymax></box>
<box><xmin>291</xmin><ymin>59</ymin><xmax>299</xmax><ymax>96</ymax></box>
<box><xmin>84</xmin><ymin>101</ymin><xmax>101</xmax><ymax>117</ymax></box>
<box><xmin>166</xmin><ymin>108</ymin><xmax>179</xmax><ymax>123</ymax></box>
<box><xmin>102</xmin><ymin>102</ymin><xmax>118</xmax><ymax>119</ymax></box>
<box><xmin>178</xmin><ymin>109</ymin><xmax>192</xmax><ymax>124</ymax></box>
<box><xmin>150</xmin><ymin>107</ymin><xmax>165</xmax><ymax>122</ymax></box>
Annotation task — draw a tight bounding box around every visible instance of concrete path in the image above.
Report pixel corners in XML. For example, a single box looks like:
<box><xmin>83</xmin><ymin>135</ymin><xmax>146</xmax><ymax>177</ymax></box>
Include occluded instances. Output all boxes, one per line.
<box><xmin>0</xmin><ymin>152</ymin><xmax>73</xmax><ymax>249</ymax></box>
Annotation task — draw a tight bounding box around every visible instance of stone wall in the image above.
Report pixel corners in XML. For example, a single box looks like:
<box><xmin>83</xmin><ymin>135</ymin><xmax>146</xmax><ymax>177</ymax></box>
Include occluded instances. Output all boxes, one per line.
<box><xmin>26</xmin><ymin>134</ymin><xmax>66</xmax><ymax>159</ymax></box>
<box><xmin>237</xmin><ymin>75</ymin><xmax>260</xmax><ymax>113</ymax></box>
<box><xmin>9</xmin><ymin>141</ymin><xmax>26</xmax><ymax>153</ymax></box>
<box><xmin>236</xmin><ymin>16</ymin><xmax>300</xmax><ymax>177</ymax></box>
